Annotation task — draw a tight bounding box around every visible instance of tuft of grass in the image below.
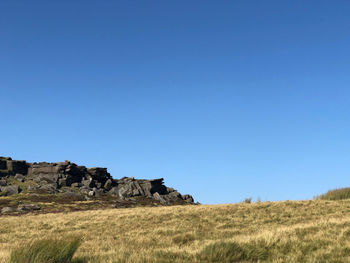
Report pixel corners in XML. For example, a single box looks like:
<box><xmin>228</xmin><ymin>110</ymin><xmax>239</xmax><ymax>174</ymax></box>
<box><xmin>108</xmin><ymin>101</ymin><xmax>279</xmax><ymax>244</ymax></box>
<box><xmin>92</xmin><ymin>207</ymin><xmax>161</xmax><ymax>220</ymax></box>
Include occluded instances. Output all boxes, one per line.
<box><xmin>152</xmin><ymin>251</ymin><xmax>194</xmax><ymax>263</ymax></box>
<box><xmin>315</xmin><ymin>187</ymin><xmax>350</xmax><ymax>200</ymax></box>
<box><xmin>10</xmin><ymin>236</ymin><xmax>83</xmax><ymax>263</ymax></box>
<box><xmin>172</xmin><ymin>233</ymin><xmax>195</xmax><ymax>245</ymax></box>
<box><xmin>197</xmin><ymin>241</ymin><xmax>269</xmax><ymax>262</ymax></box>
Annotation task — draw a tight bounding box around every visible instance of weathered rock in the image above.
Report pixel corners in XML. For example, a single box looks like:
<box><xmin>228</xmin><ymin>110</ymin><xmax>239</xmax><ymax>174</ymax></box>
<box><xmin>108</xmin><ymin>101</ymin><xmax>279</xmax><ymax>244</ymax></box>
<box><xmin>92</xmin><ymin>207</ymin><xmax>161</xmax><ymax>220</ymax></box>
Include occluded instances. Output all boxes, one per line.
<box><xmin>137</xmin><ymin>178</ymin><xmax>167</xmax><ymax>197</ymax></box>
<box><xmin>108</xmin><ymin>187</ymin><xmax>119</xmax><ymax>196</ymax></box>
<box><xmin>14</xmin><ymin>174</ymin><xmax>25</xmax><ymax>182</ymax></box>
<box><xmin>0</xmin><ymin>157</ymin><xmax>195</xmax><ymax>205</ymax></box>
<box><xmin>61</xmin><ymin>192</ymin><xmax>84</xmax><ymax>201</ymax></box>
<box><xmin>153</xmin><ymin>192</ymin><xmax>167</xmax><ymax>204</ymax></box>
<box><xmin>118</xmin><ymin>183</ymin><xmax>135</xmax><ymax>198</ymax></box>
<box><xmin>82</xmin><ymin>179</ymin><xmax>95</xmax><ymax>188</ymax></box>
<box><xmin>0</xmin><ymin>159</ymin><xmax>8</xmax><ymax>170</ymax></box>
<box><xmin>1</xmin><ymin>207</ymin><xmax>17</xmax><ymax>214</ymax></box>
<box><xmin>182</xmin><ymin>194</ymin><xmax>194</xmax><ymax>203</ymax></box>
<box><xmin>87</xmin><ymin>167</ymin><xmax>111</xmax><ymax>185</ymax></box>
<box><xmin>35</xmin><ymin>173</ymin><xmax>59</xmax><ymax>184</ymax></box>
<box><xmin>0</xmin><ymin>185</ymin><xmax>21</xmax><ymax>196</ymax></box>
<box><xmin>104</xmin><ymin>179</ymin><xmax>113</xmax><ymax>191</ymax></box>
<box><xmin>0</xmin><ymin>157</ymin><xmax>28</xmax><ymax>176</ymax></box>
<box><xmin>7</xmin><ymin>160</ymin><xmax>28</xmax><ymax>175</ymax></box>
<box><xmin>18</xmin><ymin>204</ymin><xmax>41</xmax><ymax>212</ymax></box>
<box><xmin>39</xmin><ymin>183</ymin><xmax>57</xmax><ymax>194</ymax></box>
<box><xmin>95</xmin><ymin>181</ymin><xmax>102</xmax><ymax>189</ymax></box>
<box><xmin>79</xmin><ymin>186</ymin><xmax>90</xmax><ymax>194</ymax></box>
<box><xmin>27</xmin><ymin>185</ymin><xmax>38</xmax><ymax>191</ymax></box>
<box><xmin>0</xmin><ymin>179</ymin><xmax>7</xmax><ymax>186</ymax></box>
<box><xmin>71</xmin><ymin>182</ymin><xmax>82</xmax><ymax>188</ymax></box>
<box><xmin>58</xmin><ymin>178</ymin><xmax>67</xmax><ymax>188</ymax></box>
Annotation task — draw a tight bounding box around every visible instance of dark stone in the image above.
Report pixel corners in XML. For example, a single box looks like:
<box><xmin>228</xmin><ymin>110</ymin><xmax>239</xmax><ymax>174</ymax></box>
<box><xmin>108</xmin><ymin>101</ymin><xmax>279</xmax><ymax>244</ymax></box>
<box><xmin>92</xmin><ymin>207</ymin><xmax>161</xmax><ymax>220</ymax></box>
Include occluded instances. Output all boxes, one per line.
<box><xmin>87</xmin><ymin>167</ymin><xmax>111</xmax><ymax>185</ymax></box>
<box><xmin>0</xmin><ymin>159</ymin><xmax>7</xmax><ymax>170</ymax></box>
<box><xmin>0</xmin><ymin>179</ymin><xmax>7</xmax><ymax>186</ymax></box>
<box><xmin>7</xmin><ymin>160</ymin><xmax>28</xmax><ymax>175</ymax></box>
<box><xmin>182</xmin><ymin>194</ymin><xmax>194</xmax><ymax>203</ymax></box>
<box><xmin>167</xmin><ymin>187</ymin><xmax>175</xmax><ymax>193</ymax></box>
<box><xmin>18</xmin><ymin>204</ymin><xmax>41</xmax><ymax>212</ymax></box>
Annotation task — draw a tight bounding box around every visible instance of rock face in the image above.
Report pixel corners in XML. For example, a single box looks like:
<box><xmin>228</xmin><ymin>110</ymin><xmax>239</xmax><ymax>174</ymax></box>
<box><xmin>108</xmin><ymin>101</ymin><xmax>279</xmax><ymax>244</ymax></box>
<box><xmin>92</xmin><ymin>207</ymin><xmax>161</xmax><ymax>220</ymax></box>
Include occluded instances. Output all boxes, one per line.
<box><xmin>0</xmin><ymin>157</ymin><xmax>194</xmax><ymax>205</ymax></box>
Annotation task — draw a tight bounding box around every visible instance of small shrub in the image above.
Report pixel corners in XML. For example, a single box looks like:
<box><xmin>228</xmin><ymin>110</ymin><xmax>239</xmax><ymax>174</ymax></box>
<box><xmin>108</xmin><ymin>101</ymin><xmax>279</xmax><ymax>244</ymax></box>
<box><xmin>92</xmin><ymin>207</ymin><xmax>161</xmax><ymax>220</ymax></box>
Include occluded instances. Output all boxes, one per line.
<box><xmin>198</xmin><ymin>241</ymin><xmax>269</xmax><ymax>262</ymax></box>
<box><xmin>10</xmin><ymin>236</ymin><xmax>83</xmax><ymax>263</ymax></box>
<box><xmin>243</xmin><ymin>197</ymin><xmax>252</xmax><ymax>204</ymax></box>
<box><xmin>315</xmin><ymin>187</ymin><xmax>350</xmax><ymax>200</ymax></box>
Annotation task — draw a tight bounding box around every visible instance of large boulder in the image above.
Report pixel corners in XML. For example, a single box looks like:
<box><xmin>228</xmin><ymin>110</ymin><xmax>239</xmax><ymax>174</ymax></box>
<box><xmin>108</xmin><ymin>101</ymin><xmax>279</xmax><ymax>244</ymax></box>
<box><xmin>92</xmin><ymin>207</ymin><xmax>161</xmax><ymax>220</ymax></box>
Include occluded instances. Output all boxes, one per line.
<box><xmin>29</xmin><ymin>162</ymin><xmax>66</xmax><ymax>175</ymax></box>
<box><xmin>1</xmin><ymin>207</ymin><xmax>17</xmax><ymax>214</ymax></box>
<box><xmin>104</xmin><ymin>179</ymin><xmax>113</xmax><ymax>191</ymax></box>
<box><xmin>0</xmin><ymin>185</ymin><xmax>21</xmax><ymax>196</ymax></box>
<box><xmin>34</xmin><ymin>173</ymin><xmax>59</xmax><ymax>184</ymax></box>
<box><xmin>39</xmin><ymin>183</ymin><xmax>57</xmax><ymax>194</ymax></box>
<box><xmin>18</xmin><ymin>204</ymin><xmax>41</xmax><ymax>212</ymax></box>
<box><xmin>7</xmin><ymin>160</ymin><xmax>28</xmax><ymax>175</ymax></box>
<box><xmin>87</xmin><ymin>167</ymin><xmax>111</xmax><ymax>185</ymax></box>
<box><xmin>14</xmin><ymin>174</ymin><xmax>25</xmax><ymax>182</ymax></box>
<box><xmin>182</xmin><ymin>194</ymin><xmax>194</xmax><ymax>203</ymax></box>
<box><xmin>0</xmin><ymin>157</ymin><xmax>28</xmax><ymax>176</ymax></box>
<box><xmin>0</xmin><ymin>159</ymin><xmax>7</xmax><ymax>170</ymax></box>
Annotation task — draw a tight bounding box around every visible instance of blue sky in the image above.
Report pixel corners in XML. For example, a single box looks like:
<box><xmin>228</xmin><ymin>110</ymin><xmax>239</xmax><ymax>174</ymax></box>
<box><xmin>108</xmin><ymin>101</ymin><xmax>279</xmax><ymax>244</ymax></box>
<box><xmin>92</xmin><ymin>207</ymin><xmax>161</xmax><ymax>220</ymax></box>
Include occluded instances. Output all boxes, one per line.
<box><xmin>1</xmin><ymin>1</ymin><xmax>350</xmax><ymax>204</ymax></box>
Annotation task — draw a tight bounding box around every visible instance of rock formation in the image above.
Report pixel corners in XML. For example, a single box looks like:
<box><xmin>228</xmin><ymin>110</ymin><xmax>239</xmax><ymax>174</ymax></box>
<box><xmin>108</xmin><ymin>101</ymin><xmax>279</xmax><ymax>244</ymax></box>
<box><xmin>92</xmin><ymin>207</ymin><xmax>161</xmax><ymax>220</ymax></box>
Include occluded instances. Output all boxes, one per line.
<box><xmin>0</xmin><ymin>157</ymin><xmax>194</xmax><ymax>205</ymax></box>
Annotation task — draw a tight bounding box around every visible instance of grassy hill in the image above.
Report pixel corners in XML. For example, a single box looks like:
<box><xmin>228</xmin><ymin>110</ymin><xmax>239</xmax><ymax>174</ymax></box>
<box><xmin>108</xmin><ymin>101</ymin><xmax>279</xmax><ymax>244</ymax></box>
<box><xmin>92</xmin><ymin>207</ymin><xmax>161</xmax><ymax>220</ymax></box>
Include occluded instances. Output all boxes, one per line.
<box><xmin>2</xmin><ymin>200</ymin><xmax>350</xmax><ymax>262</ymax></box>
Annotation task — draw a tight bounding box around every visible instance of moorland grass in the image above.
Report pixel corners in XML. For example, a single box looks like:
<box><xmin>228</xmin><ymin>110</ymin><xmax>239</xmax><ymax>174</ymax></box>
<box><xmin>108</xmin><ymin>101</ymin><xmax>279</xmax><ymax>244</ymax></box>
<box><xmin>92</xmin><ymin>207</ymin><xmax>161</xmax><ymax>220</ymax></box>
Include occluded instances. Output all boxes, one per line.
<box><xmin>2</xmin><ymin>200</ymin><xmax>350</xmax><ymax>262</ymax></box>
<box><xmin>9</xmin><ymin>236</ymin><xmax>83</xmax><ymax>263</ymax></box>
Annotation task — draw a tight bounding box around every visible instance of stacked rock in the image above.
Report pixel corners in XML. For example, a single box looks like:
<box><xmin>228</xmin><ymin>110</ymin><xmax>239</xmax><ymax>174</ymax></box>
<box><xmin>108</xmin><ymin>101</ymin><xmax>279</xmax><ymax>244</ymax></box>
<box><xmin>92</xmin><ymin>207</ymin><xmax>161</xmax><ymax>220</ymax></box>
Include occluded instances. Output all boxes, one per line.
<box><xmin>0</xmin><ymin>157</ymin><xmax>194</xmax><ymax>205</ymax></box>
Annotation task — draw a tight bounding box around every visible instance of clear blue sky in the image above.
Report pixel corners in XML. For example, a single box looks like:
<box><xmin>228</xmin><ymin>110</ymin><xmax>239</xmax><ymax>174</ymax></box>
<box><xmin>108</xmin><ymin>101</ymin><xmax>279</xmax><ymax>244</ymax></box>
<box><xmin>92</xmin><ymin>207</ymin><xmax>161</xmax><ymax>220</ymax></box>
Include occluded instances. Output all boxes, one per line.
<box><xmin>1</xmin><ymin>1</ymin><xmax>350</xmax><ymax>204</ymax></box>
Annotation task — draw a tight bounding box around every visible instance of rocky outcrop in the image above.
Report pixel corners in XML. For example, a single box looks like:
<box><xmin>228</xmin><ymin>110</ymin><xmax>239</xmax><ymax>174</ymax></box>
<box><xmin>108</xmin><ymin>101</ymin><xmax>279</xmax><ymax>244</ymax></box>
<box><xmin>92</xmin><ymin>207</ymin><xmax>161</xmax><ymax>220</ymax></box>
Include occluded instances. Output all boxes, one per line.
<box><xmin>0</xmin><ymin>157</ymin><xmax>194</xmax><ymax>205</ymax></box>
<box><xmin>1</xmin><ymin>204</ymin><xmax>40</xmax><ymax>214</ymax></box>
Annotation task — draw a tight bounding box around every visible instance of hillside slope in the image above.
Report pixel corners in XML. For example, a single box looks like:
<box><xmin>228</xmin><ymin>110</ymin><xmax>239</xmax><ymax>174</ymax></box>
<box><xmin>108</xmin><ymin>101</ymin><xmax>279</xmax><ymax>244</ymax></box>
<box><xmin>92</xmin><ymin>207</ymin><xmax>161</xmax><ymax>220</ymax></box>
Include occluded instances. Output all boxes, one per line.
<box><xmin>2</xmin><ymin>200</ymin><xmax>350</xmax><ymax>262</ymax></box>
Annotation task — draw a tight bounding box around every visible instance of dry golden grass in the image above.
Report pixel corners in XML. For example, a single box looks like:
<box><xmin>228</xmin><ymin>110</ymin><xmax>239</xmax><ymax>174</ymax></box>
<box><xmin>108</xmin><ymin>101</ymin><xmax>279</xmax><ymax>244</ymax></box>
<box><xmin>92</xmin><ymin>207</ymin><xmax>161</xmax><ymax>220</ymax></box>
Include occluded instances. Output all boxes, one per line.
<box><xmin>2</xmin><ymin>200</ymin><xmax>350</xmax><ymax>262</ymax></box>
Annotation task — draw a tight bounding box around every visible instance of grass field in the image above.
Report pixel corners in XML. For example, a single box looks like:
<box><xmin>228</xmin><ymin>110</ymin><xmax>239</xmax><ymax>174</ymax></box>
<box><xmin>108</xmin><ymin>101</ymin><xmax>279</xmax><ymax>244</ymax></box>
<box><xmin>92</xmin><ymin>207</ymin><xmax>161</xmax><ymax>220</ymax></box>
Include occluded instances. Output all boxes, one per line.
<box><xmin>2</xmin><ymin>200</ymin><xmax>350</xmax><ymax>262</ymax></box>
